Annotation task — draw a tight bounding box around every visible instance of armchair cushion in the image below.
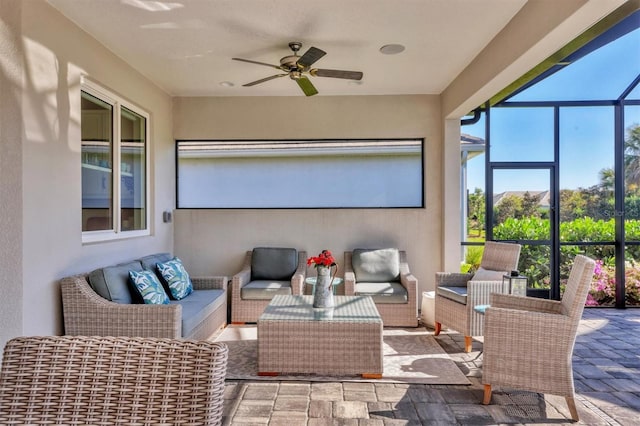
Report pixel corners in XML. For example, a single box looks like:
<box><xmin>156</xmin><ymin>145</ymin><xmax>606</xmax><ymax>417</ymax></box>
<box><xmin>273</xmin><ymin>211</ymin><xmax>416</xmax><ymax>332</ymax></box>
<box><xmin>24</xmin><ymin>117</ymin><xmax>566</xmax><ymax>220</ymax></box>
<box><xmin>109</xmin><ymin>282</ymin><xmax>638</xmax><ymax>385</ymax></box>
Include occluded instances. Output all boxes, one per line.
<box><xmin>355</xmin><ymin>282</ymin><xmax>408</xmax><ymax>304</ymax></box>
<box><xmin>88</xmin><ymin>260</ymin><xmax>143</xmax><ymax>304</ymax></box>
<box><xmin>352</xmin><ymin>248</ymin><xmax>400</xmax><ymax>283</ymax></box>
<box><xmin>471</xmin><ymin>267</ymin><xmax>506</xmax><ymax>282</ymax></box>
<box><xmin>241</xmin><ymin>280</ymin><xmax>292</xmax><ymax>300</ymax></box>
<box><xmin>436</xmin><ymin>286</ymin><xmax>468</xmax><ymax>305</ymax></box>
<box><xmin>251</xmin><ymin>247</ymin><xmax>298</xmax><ymax>281</ymax></box>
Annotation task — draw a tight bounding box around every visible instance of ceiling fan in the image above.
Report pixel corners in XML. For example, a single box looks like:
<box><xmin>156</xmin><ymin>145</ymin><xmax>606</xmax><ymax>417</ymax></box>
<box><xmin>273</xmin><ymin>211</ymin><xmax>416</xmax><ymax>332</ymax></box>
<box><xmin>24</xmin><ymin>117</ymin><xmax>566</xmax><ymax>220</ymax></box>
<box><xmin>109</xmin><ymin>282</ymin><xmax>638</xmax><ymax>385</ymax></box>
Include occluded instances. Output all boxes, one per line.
<box><xmin>232</xmin><ymin>42</ymin><xmax>363</xmax><ymax>96</ymax></box>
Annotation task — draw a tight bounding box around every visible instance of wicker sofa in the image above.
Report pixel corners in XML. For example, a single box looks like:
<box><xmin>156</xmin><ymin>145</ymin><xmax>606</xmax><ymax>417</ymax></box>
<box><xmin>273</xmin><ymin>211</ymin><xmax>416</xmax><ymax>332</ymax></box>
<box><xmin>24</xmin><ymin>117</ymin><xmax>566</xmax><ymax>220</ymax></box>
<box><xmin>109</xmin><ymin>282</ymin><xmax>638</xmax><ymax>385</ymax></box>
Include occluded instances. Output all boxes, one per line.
<box><xmin>61</xmin><ymin>253</ymin><xmax>227</xmax><ymax>339</ymax></box>
<box><xmin>0</xmin><ymin>336</ymin><xmax>228</xmax><ymax>425</ymax></box>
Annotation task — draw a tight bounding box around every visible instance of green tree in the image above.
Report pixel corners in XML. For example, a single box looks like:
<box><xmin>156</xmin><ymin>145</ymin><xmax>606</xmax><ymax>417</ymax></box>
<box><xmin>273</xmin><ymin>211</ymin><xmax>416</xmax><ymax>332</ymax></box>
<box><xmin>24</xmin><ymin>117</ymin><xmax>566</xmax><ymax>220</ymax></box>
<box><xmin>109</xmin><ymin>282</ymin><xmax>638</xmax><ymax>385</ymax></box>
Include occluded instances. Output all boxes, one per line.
<box><xmin>624</xmin><ymin>123</ymin><xmax>640</xmax><ymax>193</ymax></box>
<box><xmin>494</xmin><ymin>194</ymin><xmax>521</xmax><ymax>224</ymax></box>
<box><xmin>521</xmin><ymin>191</ymin><xmax>540</xmax><ymax>218</ymax></box>
<box><xmin>598</xmin><ymin>167</ymin><xmax>615</xmax><ymax>192</ymax></box>
<box><xmin>560</xmin><ymin>189</ymin><xmax>586</xmax><ymax>221</ymax></box>
<box><xmin>467</xmin><ymin>187</ymin><xmax>485</xmax><ymax>236</ymax></box>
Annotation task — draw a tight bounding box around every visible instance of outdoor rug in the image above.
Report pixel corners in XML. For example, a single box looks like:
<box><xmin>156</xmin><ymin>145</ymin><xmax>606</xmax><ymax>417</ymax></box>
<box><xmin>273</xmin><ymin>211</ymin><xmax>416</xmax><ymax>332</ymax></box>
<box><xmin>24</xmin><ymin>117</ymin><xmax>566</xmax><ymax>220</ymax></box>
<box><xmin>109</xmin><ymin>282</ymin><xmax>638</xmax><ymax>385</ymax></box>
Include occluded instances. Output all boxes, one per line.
<box><xmin>213</xmin><ymin>325</ymin><xmax>470</xmax><ymax>385</ymax></box>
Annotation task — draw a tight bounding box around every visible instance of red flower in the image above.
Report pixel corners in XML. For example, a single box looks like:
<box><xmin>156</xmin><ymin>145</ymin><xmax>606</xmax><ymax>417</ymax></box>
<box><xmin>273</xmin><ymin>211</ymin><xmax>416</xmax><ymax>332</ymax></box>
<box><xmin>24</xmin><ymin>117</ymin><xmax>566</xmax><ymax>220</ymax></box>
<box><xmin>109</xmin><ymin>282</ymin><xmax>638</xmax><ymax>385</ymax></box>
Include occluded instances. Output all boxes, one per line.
<box><xmin>307</xmin><ymin>250</ymin><xmax>337</xmax><ymax>268</ymax></box>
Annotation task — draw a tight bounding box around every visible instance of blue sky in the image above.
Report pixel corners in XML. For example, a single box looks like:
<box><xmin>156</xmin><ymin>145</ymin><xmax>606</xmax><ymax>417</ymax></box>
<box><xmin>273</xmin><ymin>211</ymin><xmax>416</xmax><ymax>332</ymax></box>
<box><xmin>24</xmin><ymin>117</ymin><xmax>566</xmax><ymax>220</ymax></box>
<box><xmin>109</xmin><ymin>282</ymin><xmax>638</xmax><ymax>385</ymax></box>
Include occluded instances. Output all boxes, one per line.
<box><xmin>464</xmin><ymin>25</ymin><xmax>640</xmax><ymax>194</ymax></box>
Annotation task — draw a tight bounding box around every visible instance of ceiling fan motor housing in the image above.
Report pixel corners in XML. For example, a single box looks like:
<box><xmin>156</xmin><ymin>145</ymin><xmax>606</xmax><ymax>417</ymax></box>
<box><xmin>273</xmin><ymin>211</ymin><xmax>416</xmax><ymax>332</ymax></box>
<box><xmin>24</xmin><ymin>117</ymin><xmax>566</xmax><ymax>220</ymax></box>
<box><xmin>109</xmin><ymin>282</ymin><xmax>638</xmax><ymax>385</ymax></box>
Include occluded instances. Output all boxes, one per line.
<box><xmin>280</xmin><ymin>55</ymin><xmax>301</xmax><ymax>71</ymax></box>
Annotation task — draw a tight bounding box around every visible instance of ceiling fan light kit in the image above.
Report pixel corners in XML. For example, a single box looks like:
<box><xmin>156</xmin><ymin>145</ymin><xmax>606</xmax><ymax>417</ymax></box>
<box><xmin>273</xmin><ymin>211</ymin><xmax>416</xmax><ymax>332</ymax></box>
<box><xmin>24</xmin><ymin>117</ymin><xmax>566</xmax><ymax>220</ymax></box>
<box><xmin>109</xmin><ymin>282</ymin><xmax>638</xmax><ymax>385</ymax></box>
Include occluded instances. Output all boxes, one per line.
<box><xmin>232</xmin><ymin>42</ymin><xmax>363</xmax><ymax>96</ymax></box>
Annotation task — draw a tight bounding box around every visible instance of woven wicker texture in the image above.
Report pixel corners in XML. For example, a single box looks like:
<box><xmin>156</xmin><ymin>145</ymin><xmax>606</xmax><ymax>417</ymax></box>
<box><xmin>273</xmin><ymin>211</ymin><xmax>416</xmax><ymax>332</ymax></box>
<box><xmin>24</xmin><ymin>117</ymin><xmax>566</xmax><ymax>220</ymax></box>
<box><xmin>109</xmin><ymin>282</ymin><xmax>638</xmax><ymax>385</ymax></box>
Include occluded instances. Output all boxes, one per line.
<box><xmin>257</xmin><ymin>295</ymin><xmax>383</xmax><ymax>375</ymax></box>
<box><xmin>482</xmin><ymin>254</ymin><xmax>596</xmax><ymax>421</ymax></box>
<box><xmin>434</xmin><ymin>241</ymin><xmax>521</xmax><ymax>348</ymax></box>
<box><xmin>231</xmin><ymin>250</ymin><xmax>307</xmax><ymax>323</ymax></box>
<box><xmin>0</xmin><ymin>336</ymin><xmax>228</xmax><ymax>425</ymax></box>
<box><xmin>61</xmin><ymin>274</ymin><xmax>228</xmax><ymax>339</ymax></box>
<box><xmin>344</xmin><ymin>250</ymin><xmax>418</xmax><ymax>327</ymax></box>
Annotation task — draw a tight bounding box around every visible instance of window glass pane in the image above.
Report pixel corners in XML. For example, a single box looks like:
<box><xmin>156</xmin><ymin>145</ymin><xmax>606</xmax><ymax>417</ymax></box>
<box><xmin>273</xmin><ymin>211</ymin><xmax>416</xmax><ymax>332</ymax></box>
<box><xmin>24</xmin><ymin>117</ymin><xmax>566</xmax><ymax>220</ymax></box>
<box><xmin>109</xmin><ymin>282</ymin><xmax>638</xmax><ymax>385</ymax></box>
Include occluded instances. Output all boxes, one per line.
<box><xmin>626</xmin><ymin>81</ymin><xmax>640</xmax><ymax>100</ymax></box>
<box><xmin>519</xmin><ymin>244</ymin><xmax>551</xmax><ymax>293</ymax></box>
<box><xmin>492</xmin><ymin>168</ymin><xmax>551</xmax><ymax>240</ymax></box>
<box><xmin>490</xmin><ymin>108</ymin><xmax>554</xmax><ymax>162</ymax></box>
<box><xmin>81</xmin><ymin>91</ymin><xmax>113</xmax><ymax>231</ymax></box>
<box><xmin>625</xmin><ymin>106</ymin><xmax>640</xmax><ymax>242</ymax></box>
<box><xmin>510</xmin><ymin>25</ymin><xmax>640</xmax><ymax>102</ymax></box>
<box><xmin>625</xmin><ymin>244</ymin><xmax>640</xmax><ymax>306</ymax></box>
<box><xmin>559</xmin><ymin>107</ymin><xmax>615</xmax><ymax>241</ymax></box>
<box><xmin>560</xmin><ymin>245</ymin><xmax>615</xmax><ymax>306</ymax></box>
<box><xmin>177</xmin><ymin>140</ymin><xmax>423</xmax><ymax>208</ymax></box>
<box><xmin>121</xmin><ymin>107</ymin><xmax>146</xmax><ymax>231</ymax></box>
<box><xmin>491</xmin><ymin>168</ymin><xmax>551</xmax><ymax>291</ymax></box>
<box><xmin>462</xmin><ymin>113</ymin><xmax>486</xmax><ymax>243</ymax></box>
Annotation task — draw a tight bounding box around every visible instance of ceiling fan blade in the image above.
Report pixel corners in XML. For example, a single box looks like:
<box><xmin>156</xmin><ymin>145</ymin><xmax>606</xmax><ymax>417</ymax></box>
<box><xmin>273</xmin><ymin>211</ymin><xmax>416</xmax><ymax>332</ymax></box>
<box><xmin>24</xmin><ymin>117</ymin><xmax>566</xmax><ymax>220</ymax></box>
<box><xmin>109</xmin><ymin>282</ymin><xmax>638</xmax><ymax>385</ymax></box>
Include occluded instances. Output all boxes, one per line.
<box><xmin>310</xmin><ymin>69</ymin><xmax>363</xmax><ymax>80</ymax></box>
<box><xmin>296</xmin><ymin>47</ymin><xmax>326</xmax><ymax>69</ymax></box>
<box><xmin>232</xmin><ymin>57</ymin><xmax>282</xmax><ymax>70</ymax></box>
<box><xmin>296</xmin><ymin>76</ymin><xmax>318</xmax><ymax>96</ymax></box>
<box><xmin>242</xmin><ymin>74</ymin><xmax>287</xmax><ymax>87</ymax></box>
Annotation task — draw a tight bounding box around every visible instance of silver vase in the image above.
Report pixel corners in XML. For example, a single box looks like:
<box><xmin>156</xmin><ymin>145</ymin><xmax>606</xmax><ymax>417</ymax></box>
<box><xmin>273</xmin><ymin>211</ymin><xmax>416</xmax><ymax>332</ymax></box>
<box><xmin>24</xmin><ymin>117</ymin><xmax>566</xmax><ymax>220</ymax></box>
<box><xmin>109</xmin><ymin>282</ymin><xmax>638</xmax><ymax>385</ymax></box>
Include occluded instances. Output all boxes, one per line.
<box><xmin>313</xmin><ymin>266</ymin><xmax>335</xmax><ymax>308</ymax></box>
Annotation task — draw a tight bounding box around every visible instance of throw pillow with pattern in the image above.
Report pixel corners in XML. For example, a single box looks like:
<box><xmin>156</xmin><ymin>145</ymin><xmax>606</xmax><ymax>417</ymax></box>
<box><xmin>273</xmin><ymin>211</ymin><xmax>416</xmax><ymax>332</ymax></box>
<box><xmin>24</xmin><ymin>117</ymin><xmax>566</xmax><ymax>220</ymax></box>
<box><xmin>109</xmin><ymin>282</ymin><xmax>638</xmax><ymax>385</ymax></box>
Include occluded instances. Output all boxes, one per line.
<box><xmin>129</xmin><ymin>270</ymin><xmax>170</xmax><ymax>305</ymax></box>
<box><xmin>156</xmin><ymin>257</ymin><xmax>194</xmax><ymax>300</ymax></box>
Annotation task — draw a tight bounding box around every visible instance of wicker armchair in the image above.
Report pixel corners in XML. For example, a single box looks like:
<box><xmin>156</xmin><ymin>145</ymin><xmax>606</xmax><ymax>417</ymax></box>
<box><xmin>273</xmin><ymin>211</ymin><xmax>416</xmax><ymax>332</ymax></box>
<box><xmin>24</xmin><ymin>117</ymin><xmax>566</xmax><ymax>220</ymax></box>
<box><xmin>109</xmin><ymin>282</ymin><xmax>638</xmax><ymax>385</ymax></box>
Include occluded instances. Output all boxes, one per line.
<box><xmin>0</xmin><ymin>336</ymin><xmax>228</xmax><ymax>425</ymax></box>
<box><xmin>482</xmin><ymin>254</ymin><xmax>596</xmax><ymax>421</ymax></box>
<box><xmin>344</xmin><ymin>249</ymin><xmax>418</xmax><ymax>327</ymax></box>
<box><xmin>231</xmin><ymin>247</ymin><xmax>306</xmax><ymax>323</ymax></box>
<box><xmin>61</xmin><ymin>274</ymin><xmax>228</xmax><ymax>339</ymax></box>
<box><xmin>434</xmin><ymin>241</ymin><xmax>521</xmax><ymax>352</ymax></box>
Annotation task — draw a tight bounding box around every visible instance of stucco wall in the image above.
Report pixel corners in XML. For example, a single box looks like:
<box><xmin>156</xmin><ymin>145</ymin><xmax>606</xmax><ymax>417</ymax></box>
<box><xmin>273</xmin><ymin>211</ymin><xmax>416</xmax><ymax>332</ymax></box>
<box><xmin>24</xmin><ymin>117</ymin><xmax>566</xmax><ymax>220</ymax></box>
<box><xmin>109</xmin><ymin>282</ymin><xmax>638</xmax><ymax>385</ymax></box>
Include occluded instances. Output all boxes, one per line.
<box><xmin>0</xmin><ymin>0</ymin><xmax>175</xmax><ymax>342</ymax></box>
<box><xmin>173</xmin><ymin>95</ymin><xmax>442</xmax><ymax>294</ymax></box>
<box><xmin>0</xmin><ymin>0</ymin><xmax>24</xmax><ymax>351</ymax></box>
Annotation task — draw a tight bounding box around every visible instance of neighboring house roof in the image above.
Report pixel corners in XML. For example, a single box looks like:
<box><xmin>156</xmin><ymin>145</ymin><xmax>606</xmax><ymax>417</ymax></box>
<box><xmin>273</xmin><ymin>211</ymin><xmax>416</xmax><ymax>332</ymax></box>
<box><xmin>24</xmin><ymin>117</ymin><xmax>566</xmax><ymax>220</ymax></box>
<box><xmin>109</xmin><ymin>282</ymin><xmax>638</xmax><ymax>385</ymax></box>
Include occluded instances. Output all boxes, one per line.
<box><xmin>460</xmin><ymin>133</ymin><xmax>485</xmax><ymax>163</ymax></box>
<box><xmin>493</xmin><ymin>190</ymin><xmax>551</xmax><ymax>209</ymax></box>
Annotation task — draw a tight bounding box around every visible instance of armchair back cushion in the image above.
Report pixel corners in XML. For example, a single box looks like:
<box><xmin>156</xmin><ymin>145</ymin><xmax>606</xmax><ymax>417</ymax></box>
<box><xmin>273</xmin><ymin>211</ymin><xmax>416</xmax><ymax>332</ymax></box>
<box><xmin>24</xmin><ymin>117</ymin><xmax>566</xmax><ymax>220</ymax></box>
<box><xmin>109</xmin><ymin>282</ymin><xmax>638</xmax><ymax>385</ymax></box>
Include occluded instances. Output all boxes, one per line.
<box><xmin>88</xmin><ymin>260</ymin><xmax>144</xmax><ymax>304</ymax></box>
<box><xmin>251</xmin><ymin>247</ymin><xmax>298</xmax><ymax>281</ymax></box>
<box><xmin>352</xmin><ymin>248</ymin><xmax>400</xmax><ymax>282</ymax></box>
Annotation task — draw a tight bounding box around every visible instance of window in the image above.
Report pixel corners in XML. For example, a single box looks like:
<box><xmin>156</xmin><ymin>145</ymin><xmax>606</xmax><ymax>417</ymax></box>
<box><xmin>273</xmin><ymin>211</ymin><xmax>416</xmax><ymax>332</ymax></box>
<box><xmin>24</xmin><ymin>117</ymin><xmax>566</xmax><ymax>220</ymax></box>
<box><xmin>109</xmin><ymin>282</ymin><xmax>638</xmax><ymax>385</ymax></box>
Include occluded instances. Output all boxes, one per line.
<box><xmin>81</xmin><ymin>79</ymin><xmax>149</xmax><ymax>242</ymax></box>
<box><xmin>176</xmin><ymin>139</ymin><xmax>424</xmax><ymax>208</ymax></box>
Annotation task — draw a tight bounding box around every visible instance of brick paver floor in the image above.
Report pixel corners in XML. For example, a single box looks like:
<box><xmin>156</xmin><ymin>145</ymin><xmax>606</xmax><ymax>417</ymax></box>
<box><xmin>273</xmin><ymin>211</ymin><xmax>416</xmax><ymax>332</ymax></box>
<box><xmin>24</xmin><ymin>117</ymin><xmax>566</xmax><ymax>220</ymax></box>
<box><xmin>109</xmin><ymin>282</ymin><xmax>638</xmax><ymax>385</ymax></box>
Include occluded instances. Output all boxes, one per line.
<box><xmin>222</xmin><ymin>309</ymin><xmax>640</xmax><ymax>425</ymax></box>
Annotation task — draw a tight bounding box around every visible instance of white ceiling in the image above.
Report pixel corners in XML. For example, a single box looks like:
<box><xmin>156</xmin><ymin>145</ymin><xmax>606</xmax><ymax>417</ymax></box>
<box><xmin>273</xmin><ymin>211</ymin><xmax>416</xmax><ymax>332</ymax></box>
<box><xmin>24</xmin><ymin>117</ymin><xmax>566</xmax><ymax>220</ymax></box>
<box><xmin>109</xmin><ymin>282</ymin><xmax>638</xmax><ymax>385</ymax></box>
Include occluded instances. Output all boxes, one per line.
<box><xmin>47</xmin><ymin>0</ymin><xmax>528</xmax><ymax>97</ymax></box>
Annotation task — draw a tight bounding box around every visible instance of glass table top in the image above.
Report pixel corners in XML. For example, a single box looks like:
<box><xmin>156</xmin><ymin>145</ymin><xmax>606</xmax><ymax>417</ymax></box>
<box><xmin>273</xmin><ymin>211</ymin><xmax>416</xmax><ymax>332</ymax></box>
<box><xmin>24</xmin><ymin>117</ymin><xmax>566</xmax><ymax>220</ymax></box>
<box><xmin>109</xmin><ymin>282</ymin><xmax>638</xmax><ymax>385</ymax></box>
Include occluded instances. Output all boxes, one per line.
<box><xmin>259</xmin><ymin>295</ymin><xmax>382</xmax><ymax>322</ymax></box>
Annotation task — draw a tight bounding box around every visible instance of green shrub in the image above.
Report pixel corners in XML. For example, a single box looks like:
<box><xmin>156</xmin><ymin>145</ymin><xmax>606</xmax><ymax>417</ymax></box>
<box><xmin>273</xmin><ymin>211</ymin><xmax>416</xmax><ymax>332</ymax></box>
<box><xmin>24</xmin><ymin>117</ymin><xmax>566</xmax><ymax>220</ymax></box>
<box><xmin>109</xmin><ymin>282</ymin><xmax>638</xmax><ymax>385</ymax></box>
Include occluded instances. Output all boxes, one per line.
<box><xmin>460</xmin><ymin>246</ymin><xmax>483</xmax><ymax>273</ymax></box>
<box><xmin>493</xmin><ymin>216</ymin><xmax>640</xmax><ymax>305</ymax></box>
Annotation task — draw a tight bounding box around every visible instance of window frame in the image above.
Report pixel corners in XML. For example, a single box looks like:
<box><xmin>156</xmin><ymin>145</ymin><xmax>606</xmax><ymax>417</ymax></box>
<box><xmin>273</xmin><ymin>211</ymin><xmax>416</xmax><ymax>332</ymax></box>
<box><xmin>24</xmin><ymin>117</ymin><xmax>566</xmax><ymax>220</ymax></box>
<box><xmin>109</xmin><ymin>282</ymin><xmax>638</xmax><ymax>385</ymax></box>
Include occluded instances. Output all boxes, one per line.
<box><xmin>81</xmin><ymin>78</ymin><xmax>151</xmax><ymax>243</ymax></box>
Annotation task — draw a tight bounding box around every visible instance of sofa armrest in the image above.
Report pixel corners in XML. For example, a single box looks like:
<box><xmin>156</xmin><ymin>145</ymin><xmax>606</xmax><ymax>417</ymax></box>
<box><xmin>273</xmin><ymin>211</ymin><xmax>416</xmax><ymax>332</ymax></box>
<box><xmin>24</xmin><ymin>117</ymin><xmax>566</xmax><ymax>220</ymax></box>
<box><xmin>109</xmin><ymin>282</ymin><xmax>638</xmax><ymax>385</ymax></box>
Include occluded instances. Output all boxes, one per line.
<box><xmin>60</xmin><ymin>275</ymin><xmax>182</xmax><ymax>338</ymax></box>
<box><xmin>192</xmin><ymin>276</ymin><xmax>228</xmax><ymax>291</ymax></box>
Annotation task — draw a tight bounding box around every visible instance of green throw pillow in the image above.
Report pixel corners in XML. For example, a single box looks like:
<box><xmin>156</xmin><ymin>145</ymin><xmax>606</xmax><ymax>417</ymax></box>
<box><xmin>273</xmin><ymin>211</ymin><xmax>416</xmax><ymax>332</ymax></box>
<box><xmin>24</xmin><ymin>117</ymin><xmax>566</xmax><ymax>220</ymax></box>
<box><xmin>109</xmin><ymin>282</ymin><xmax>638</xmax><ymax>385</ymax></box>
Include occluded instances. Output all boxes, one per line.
<box><xmin>156</xmin><ymin>257</ymin><xmax>194</xmax><ymax>300</ymax></box>
<box><xmin>129</xmin><ymin>270</ymin><xmax>170</xmax><ymax>305</ymax></box>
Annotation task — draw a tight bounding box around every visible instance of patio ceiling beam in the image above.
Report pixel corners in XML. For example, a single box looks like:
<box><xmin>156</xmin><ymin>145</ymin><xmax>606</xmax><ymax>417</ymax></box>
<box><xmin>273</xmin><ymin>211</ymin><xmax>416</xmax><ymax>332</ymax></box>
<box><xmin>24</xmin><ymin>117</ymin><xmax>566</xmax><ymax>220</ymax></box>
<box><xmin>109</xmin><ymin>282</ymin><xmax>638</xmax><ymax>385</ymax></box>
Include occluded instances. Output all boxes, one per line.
<box><xmin>442</xmin><ymin>0</ymin><xmax>627</xmax><ymax>119</ymax></box>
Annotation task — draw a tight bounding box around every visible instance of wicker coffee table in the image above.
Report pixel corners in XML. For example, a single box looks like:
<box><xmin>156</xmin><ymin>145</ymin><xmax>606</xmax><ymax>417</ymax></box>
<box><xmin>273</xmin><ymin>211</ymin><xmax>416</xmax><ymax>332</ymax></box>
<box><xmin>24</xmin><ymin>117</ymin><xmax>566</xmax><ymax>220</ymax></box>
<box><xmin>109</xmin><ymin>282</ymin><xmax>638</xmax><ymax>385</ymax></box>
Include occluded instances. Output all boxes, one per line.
<box><xmin>257</xmin><ymin>295</ymin><xmax>383</xmax><ymax>378</ymax></box>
